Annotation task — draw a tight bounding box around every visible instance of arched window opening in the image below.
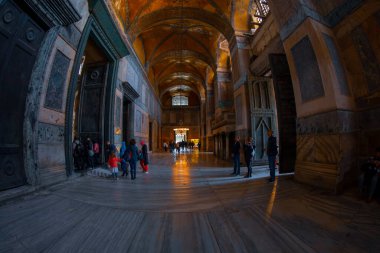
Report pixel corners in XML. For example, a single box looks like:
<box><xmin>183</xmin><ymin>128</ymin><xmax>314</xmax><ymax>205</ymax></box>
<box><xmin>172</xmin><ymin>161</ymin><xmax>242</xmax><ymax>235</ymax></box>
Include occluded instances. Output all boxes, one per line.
<box><xmin>172</xmin><ymin>95</ymin><xmax>188</xmax><ymax>106</ymax></box>
<box><xmin>249</xmin><ymin>0</ymin><xmax>270</xmax><ymax>34</ymax></box>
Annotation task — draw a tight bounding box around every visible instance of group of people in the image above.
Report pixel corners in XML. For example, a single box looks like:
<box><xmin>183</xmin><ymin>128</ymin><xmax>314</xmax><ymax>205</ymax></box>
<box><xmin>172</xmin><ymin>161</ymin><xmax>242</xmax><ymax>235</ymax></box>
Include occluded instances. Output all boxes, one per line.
<box><xmin>107</xmin><ymin>139</ymin><xmax>149</xmax><ymax>180</ymax></box>
<box><xmin>163</xmin><ymin>140</ymin><xmax>201</xmax><ymax>153</ymax></box>
<box><xmin>72</xmin><ymin>137</ymin><xmax>149</xmax><ymax>180</ymax></box>
<box><xmin>72</xmin><ymin>137</ymin><xmax>100</xmax><ymax>171</ymax></box>
<box><xmin>231</xmin><ymin>129</ymin><xmax>278</xmax><ymax>182</ymax></box>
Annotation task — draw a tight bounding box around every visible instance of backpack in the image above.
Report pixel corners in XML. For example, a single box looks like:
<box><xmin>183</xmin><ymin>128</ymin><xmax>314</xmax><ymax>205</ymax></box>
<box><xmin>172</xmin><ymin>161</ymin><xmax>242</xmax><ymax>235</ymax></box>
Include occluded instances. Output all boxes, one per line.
<box><xmin>93</xmin><ymin>143</ymin><xmax>99</xmax><ymax>153</ymax></box>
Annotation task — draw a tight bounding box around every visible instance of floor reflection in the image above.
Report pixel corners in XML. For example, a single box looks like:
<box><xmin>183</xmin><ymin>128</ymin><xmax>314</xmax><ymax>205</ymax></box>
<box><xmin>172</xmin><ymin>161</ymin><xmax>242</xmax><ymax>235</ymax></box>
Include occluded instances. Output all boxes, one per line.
<box><xmin>265</xmin><ymin>179</ymin><xmax>278</xmax><ymax>220</ymax></box>
<box><xmin>172</xmin><ymin>154</ymin><xmax>191</xmax><ymax>187</ymax></box>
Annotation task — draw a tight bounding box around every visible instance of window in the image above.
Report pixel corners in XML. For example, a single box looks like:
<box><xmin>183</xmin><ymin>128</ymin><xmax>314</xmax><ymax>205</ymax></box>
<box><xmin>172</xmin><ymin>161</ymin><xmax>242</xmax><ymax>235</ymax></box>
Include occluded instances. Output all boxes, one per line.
<box><xmin>250</xmin><ymin>0</ymin><xmax>270</xmax><ymax>34</ymax></box>
<box><xmin>172</xmin><ymin>95</ymin><xmax>188</xmax><ymax>106</ymax></box>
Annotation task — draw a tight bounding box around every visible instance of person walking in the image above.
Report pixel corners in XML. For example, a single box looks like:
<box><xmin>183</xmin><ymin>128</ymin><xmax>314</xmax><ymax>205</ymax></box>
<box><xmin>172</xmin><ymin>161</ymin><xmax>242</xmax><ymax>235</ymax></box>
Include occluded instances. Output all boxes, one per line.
<box><xmin>231</xmin><ymin>136</ymin><xmax>241</xmax><ymax>176</ymax></box>
<box><xmin>163</xmin><ymin>142</ymin><xmax>168</xmax><ymax>152</ymax></box>
<box><xmin>139</xmin><ymin>140</ymin><xmax>149</xmax><ymax>173</ymax></box>
<box><xmin>266</xmin><ymin>130</ymin><xmax>278</xmax><ymax>182</ymax></box>
<box><xmin>244</xmin><ymin>137</ymin><xmax>256</xmax><ymax>178</ymax></box>
<box><xmin>128</xmin><ymin>139</ymin><xmax>139</xmax><ymax>180</ymax></box>
<box><xmin>120</xmin><ymin>141</ymin><xmax>129</xmax><ymax>177</ymax></box>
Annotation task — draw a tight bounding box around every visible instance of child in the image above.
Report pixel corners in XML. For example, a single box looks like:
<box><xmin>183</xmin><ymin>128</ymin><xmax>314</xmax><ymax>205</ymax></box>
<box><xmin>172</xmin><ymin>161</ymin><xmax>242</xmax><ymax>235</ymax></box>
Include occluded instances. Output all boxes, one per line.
<box><xmin>108</xmin><ymin>152</ymin><xmax>121</xmax><ymax>180</ymax></box>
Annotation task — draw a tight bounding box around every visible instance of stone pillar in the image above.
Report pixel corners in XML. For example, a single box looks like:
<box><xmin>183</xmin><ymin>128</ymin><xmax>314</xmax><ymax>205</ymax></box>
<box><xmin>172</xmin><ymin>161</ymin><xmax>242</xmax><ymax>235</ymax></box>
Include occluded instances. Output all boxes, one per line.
<box><xmin>270</xmin><ymin>0</ymin><xmax>357</xmax><ymax>192</ymax></box>
<box><xmin>206</xmin><ymin>83</ymin><xmax>215</xmax><ymax>152</ymax></box>
<box><xmin>233</xmin><ymin>35</ymin><xmax>251</xmax><ymax>142</ymax></box>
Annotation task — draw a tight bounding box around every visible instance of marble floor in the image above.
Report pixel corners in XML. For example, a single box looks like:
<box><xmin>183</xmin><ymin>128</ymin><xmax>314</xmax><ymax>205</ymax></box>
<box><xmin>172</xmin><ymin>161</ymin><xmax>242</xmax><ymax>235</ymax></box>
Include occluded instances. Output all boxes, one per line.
<box><xmin>0</xmin><ymin>152</ymin><xmax>379</xmax><ymax>253</ymax></box>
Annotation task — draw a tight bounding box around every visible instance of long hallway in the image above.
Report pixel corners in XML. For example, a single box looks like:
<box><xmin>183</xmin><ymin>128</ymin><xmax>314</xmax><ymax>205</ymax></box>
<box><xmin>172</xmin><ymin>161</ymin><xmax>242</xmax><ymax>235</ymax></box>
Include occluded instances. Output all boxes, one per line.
<box><xmin>0</xmin><ymin>152</ymin><xmax>379</xmax><ymax>253</ymax></box>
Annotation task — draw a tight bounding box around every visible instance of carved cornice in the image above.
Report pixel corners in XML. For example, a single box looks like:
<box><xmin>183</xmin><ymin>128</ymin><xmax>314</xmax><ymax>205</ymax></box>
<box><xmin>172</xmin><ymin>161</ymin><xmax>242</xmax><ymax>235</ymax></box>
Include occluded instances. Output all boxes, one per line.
<box><xmin>23</xmin><ymin>0</ymin><xmax>81</xmax><ymax>27</ymax></box>
<box><xmin>122</xmin><ymin>82</ymin><xmax>140</xmax><ymax>101</ymax></box>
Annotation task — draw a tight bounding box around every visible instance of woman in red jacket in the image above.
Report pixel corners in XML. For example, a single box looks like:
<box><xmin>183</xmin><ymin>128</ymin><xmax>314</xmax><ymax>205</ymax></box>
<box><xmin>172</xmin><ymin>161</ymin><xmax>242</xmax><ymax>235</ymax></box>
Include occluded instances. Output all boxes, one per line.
<box><xmin>108</xmin><ymin>152</ymin><xmax>121</xmax><ymax>180</ymax></box>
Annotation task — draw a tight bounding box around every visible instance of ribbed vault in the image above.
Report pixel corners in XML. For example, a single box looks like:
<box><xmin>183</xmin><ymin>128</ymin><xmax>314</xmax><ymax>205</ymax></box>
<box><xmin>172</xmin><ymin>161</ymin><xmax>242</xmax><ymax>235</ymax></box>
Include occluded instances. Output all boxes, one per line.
<box><xmin>110</xmin><ymin>0</ymin><xmax>254</xmax><ymax>103</ymax></box>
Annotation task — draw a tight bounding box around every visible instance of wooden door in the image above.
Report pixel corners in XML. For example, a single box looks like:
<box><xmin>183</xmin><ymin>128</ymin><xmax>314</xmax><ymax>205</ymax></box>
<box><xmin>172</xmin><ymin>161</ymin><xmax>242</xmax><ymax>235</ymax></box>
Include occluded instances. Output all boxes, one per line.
<box><xmin>0</xmin><ymin>0</ymin><xmax>45</xmax><ymax>190</ymax></box>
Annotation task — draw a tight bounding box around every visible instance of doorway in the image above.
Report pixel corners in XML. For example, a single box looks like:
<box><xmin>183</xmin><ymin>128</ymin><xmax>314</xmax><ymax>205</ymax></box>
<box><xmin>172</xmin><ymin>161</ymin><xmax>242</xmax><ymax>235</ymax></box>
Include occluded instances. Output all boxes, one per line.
<box><xmin>72</xmin><ymin>38</ymin><xmax>109</xmax><ymax>164</ymax></box>
<box><xmin>0</xmin><ymin>0</ymin><xmax>46</xmax><ymax>190</ymax></box>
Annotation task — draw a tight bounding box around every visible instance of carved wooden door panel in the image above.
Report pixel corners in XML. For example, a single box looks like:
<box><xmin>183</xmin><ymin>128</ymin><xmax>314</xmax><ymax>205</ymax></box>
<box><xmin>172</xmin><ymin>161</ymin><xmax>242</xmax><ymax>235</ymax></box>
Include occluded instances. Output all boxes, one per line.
<box><xmin>248</xmin><ymin>77</ymin><xmax>277</xmax><ymax>164</ymax></box>
<box><xmin>0</xmin><ymin>1</ymin><xmax>45</xmax><ymax>190</ymax></box>
<box><xmin>79</xmin><ymin>64</ymin><xmax>108</xmax><ymax>147</ymax></box>
<box><xmin>269</xmin><ymin>54</ymin><xmax>296</xmax><ymax>173</ymax></box>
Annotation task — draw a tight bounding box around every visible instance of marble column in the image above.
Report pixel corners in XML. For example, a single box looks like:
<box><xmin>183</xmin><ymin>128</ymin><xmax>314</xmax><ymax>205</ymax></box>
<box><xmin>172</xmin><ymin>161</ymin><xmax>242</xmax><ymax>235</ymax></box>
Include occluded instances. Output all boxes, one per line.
<box><xmin>269</xmin><ymin>0</ymin><xmax>357</xmax><ymax>192</ymax></box>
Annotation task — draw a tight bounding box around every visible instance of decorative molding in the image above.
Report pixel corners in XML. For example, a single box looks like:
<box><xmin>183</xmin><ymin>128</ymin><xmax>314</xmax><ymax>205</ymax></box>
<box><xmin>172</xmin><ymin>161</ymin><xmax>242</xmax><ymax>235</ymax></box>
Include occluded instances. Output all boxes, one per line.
<box><xmin>122</xmin><ymin>81</ymin><xmax>140</xmax><ymax>101</ymax></box>
<box><xmin>279</xmin><ymin>0</ymin><xmax>364</xmax><ymax>41</ymax></box>
<box><xmin>23</xmin><ymin>0</ymin><xmax>81</xmax><ymax>27</ymax></box>
<box><xmin>296</xmin><ymin>110</ymin><xmax>357</xmax><ymax>135</ymax></box>
<box><xmin>38</xmin><ymin>122</ymin><xmax>64</xmax><ymax>144</ymax></box>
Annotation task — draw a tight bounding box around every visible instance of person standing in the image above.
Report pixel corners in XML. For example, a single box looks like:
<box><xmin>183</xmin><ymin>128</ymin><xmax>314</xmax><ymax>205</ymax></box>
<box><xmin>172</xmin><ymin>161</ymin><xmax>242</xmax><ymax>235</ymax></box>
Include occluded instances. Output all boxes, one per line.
<box><xmin>73</xmin><ymin>137</ymin><xmax>84</xmax><ymax>170</ymax></box>
<box><xmin>105</xmin><ymin>140</ymin><xmax>116</xmax><ymax>165</ymax></box>
<box><xmin>231</xmin><ymin>136</ymin><xmax>241</xmax><ymax>176</ymax></box>
<box><xmin>85</xmin><ymin>137</ymin><xmax>94</xmax><ymax>170</ymax></box>
<box><xmin>266</xmin><ymin>130</ymin><xmax>278</xmax><ymax>182</ymax></box>
<box><xmin>107</xmin><ymin>152</ymin><xmax>121</xmax><ymax>180</ymax></box>
<box><xmin>140</xmin><ymin>140</ymin><xmax>149</xmax><ymax>173</ymax></box>
<box><xmin>163</xmin><ymin>142</ymin><xmax>168</xmax><ymax>152</ymax></box>
<box><xmin>93</xmin><ymin>139</ymin><xmax>100</xmax><ymax>165</ymax></box>
<box><xmin>244</xmin><ymin>137</ymin><xmax>256</xmax><ymax>178</ymax></box>
<box><xmin>128</xmin><ymin>139</ymin><xmax>139</xmax><ymax>180</ymax></box>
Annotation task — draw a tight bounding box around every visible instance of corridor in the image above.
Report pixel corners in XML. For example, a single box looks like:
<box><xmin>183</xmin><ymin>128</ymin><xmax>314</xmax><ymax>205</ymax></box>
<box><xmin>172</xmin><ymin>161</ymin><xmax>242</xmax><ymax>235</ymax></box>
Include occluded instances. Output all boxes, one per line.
<box><xmin>0</xmin><ymin>152</ymin><xmax>379</xmax><ymax>253</ymax></box>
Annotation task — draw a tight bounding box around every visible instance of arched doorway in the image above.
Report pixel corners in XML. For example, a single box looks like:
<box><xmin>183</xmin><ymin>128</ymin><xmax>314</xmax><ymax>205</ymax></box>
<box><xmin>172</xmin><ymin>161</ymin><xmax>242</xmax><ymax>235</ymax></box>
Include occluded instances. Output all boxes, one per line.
<box><xmin>65</xmin><ymin>11</ymin><xmax>128</xmax><ymax>174</ymax></box>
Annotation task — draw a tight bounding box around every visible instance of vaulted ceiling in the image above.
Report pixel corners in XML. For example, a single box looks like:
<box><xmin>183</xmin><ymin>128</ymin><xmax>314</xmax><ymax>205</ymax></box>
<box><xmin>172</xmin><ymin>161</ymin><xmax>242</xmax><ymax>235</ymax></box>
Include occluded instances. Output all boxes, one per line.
<box><xmin>110</xmin><ymin>0</ymin><xmax>253</xmax><ymax>103</ymax></box>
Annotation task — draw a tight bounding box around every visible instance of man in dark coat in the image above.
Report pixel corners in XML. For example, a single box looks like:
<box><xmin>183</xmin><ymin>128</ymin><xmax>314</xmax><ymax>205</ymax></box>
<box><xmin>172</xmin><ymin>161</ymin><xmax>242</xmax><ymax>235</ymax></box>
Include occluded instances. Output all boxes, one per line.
<box><xmin>267</xmin><ymin>130</ymin><xmax>278</xmax><ymax>182</ymax></box>
<box><xmin>231</xmin><ymin>136</ymin><xmax>241</xmax><ymax>176</ymax></box>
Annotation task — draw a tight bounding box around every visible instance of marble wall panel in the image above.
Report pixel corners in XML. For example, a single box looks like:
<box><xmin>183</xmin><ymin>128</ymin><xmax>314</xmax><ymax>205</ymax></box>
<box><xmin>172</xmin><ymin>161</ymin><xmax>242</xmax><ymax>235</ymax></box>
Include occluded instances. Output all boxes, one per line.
<box><xmin>38</xmin><ymin>143</ymin><xmax>65</xmax><ymax>169</ymax></box>
<box><xmin>291</xmin><ymin>36</ymin><xmax>325</xmax><ymax>102</ymax></box>
<box><xmin>296</xmin><ymin>110</ymin><xmax>357</xmax><ymax>135</ymax></box>
<box><xmin>115</xmin><ymin>96</ymin><xmax>121</xmax><ymax>128</ymax></box>
<box><xmin>323</xmin><ymin>33</ymin><xmax>350</xmax><ymax>96</ymax></box>
<box><xmin>38</xmin><ymin>122</ymin><xmax>64</xmax><ymax>144</ymax></box>
<box><xmin>351</xmin><ymin>26</ymin><xmax>380</xmax><ymax>92</ymax></box>
<box><xmin>235</xmin><ymin>94</ymin><xmax>243</xmax><ymax>125</ymax></box>
<box><xmin>135</xmin><ymin>110</ymin><xmax>142</xmax><ymax>133</ymax></box>
<box><xmin>314</xmin><ymin>135</ymin><xmax>340</xmax><ymax>164</ymax></box>
<box><xmin>296</xmin><ymin>135</ymin><xmax>315</xmax><ymax>162</ymax></box>
<box><xmin>44</xmin><ymin>50</ymin><xmax>71</xmax><ymax>111</ymax></box>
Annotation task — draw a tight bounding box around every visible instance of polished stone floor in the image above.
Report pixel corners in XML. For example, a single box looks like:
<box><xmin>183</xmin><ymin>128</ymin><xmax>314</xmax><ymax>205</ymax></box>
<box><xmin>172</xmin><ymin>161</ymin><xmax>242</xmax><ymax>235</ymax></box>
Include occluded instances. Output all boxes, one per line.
<box><xmin>0</xmin><ymin>152</ymin><xmax>379</xmax><ymax>253</ymax></box>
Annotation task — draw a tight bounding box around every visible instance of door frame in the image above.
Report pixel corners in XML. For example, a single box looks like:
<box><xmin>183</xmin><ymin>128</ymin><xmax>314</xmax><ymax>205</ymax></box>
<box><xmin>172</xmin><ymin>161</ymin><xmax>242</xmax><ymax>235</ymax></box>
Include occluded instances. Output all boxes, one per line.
<box><xmin>64</xmin><ymin>15</ymin><xmax>127</xmax><ymax>174</ymax></box>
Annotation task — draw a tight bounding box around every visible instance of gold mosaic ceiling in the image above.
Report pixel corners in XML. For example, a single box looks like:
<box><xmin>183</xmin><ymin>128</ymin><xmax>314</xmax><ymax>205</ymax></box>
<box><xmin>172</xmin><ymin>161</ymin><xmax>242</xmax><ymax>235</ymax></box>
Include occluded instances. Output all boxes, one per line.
<box><xmin>110</xmin><ymin>0</ymin><xmax>252</xmax><ymax>101</ymax></box>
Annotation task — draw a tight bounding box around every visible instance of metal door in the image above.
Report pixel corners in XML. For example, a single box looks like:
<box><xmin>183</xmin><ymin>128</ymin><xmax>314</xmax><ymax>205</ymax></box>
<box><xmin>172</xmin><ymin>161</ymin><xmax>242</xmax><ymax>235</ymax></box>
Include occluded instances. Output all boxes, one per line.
<box><xmin>0</xmin><ymin>0</ymin><xmax>45</xmax><ymax>190</ymax></box>
<box><xmin>78</xmin><ymin>64</ymin><xmax>108</xmax><ymax>152</ymax></box>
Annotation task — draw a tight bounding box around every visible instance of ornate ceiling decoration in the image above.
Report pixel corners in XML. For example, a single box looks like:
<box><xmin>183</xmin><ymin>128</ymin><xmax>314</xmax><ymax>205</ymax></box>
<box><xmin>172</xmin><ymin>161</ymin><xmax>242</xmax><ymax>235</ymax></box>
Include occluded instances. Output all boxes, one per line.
<box><xmin>109</xmin><ymin>0</ymin><xmax>254</xmax><ymax>104</ymax></box>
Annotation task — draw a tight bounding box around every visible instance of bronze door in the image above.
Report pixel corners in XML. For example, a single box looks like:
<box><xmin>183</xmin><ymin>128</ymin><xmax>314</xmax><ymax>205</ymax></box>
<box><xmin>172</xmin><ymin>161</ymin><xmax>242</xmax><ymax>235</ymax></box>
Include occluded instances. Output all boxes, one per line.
<box><xmin>78</xmin><ymin>64</ymin><xmax>108</xmax><ymax>154</ymax></box>
<box><xmin>0</xmin><ymin>1</ymin><xmax>45</xmax><ymax>190</ymax></box>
